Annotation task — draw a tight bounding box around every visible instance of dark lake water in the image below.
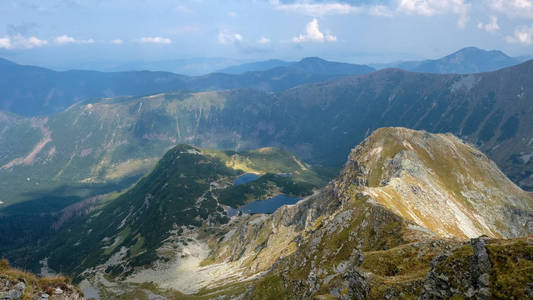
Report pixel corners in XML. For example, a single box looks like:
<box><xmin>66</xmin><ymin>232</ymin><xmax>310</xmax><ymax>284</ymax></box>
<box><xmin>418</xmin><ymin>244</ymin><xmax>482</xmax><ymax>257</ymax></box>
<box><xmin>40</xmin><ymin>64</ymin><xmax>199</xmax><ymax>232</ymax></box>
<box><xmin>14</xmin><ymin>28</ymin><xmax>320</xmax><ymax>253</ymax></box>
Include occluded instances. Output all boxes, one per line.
<box><xmin>234</xmin><ymin>173</ymin><xmax>260</xmax><ymax>186</ymax></box>
<box><xmin>239</xmin><ymin>194</ymin><xmax>301</xmax><ymax>214</ymax></box>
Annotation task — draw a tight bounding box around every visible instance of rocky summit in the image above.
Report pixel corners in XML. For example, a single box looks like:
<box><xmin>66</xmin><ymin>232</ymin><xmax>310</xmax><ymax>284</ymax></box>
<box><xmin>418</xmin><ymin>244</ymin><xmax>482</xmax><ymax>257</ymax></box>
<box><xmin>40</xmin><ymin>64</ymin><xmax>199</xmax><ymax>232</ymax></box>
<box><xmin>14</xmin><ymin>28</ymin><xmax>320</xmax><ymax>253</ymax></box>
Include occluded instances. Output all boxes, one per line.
<box><xmin>53</xmin><ymin>127</ymin><xmax>532</xmax><ymax>299</ymax></box>
<box><xmin>339</xmin><ymin>127</ymin><xmax>533</xmax><ymax>239</ymax></box>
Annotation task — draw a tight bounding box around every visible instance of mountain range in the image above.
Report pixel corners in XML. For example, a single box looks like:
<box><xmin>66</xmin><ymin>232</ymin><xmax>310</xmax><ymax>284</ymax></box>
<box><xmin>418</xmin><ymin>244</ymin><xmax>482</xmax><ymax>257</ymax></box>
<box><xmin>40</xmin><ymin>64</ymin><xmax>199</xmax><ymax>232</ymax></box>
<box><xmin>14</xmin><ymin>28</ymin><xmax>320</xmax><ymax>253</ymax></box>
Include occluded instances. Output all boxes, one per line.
<box><xmin>2</xmin><ymin>57</ymin><xmax>533</xmax><ymax>212</ymax></box>
<box><xmin>216</xmin><ymin>59</ymin><xmax>291</xmax><ymax>74</ymax></box>
<box><xmin>1</xmin><ymin>47</ymin><xmax>525</xmax><ymax>117</ymax></box>
<box><xmin>0</xmin><ymin>57</ymin><xmax>373</xmax><ymax>116</ymax></box>
<box><xmin>371</xmin><ymin>47</ymin><xmax>522</xmax><ymax>74</ymax></box>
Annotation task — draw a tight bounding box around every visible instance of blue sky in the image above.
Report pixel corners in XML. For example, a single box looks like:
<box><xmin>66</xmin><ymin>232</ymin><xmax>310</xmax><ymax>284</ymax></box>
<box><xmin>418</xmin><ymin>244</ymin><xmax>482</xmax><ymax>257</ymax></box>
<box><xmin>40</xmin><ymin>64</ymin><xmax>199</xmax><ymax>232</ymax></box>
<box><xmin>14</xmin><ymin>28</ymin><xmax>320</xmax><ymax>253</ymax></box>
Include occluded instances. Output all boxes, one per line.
<box><xmin>1</xmin><ymin>0</ymin><xmax>533</xmax><ymax>69</ymax></box>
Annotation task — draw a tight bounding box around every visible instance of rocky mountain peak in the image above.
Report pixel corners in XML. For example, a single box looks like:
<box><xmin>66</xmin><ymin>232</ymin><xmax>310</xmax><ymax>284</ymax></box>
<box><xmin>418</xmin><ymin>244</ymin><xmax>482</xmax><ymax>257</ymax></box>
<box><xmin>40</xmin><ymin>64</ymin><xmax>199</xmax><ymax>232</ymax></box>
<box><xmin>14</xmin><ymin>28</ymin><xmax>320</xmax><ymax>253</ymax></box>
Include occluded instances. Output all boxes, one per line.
<box><xmin>337</xmin><ymin>127</ymin><xmax>532</xmax><ymax>239</ymax></box>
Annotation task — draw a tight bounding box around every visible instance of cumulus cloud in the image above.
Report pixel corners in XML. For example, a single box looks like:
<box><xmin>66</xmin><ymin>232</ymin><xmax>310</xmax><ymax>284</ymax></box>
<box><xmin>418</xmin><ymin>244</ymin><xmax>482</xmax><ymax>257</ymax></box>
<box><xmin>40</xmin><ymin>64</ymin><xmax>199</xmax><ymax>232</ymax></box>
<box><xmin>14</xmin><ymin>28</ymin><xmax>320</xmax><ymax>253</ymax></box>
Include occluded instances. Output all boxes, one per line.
<box><xmin>506</xmin><ymin>25</ymin><xmax>533</xmax><ymax>44</ymax></box>
<box><xmin>110</xmin><ymin>39</ymin><xmax>123</xmax><ymax>45</ymax></box>
<box><xmin>292</xmin><ymin>18</ymin><xmax>337</xmax><ymax>43</ymax></box>
<box><xmin>0</xmin><ymin>35</ymin><xmax>48</xmax><ymax>49</ymax></box>
<box><xmin>54</xmin><ymin>35</ymin><xmax>94</xmax><ymax>45</ymax></box>
<box><xmin>257</xmin><ymin>37</ymin><xmax>271</xmax><ymax>44</ymax></box>
<box><xmin>477</xmin><ymin>16</ymin><xmax>500</xmax><ymax>32</ymax></box>
<box><xmin>218</xmin><ymin>30</ymin><xmax>243</xmax><ymax>45</ymax></box>
<box><xmin>138</xmin><ymin>37</ymin><xmax>172</xmax><ymax>44</ymax></box>
<box><xmin>489</xmin><ymin>0</ymin><xmax>533</xmax><ymax>19</ymax></box>
<box><xmin>398</xmin><ymin>0</ymin><xmax>470</xmax><ymax>28</ymax></box>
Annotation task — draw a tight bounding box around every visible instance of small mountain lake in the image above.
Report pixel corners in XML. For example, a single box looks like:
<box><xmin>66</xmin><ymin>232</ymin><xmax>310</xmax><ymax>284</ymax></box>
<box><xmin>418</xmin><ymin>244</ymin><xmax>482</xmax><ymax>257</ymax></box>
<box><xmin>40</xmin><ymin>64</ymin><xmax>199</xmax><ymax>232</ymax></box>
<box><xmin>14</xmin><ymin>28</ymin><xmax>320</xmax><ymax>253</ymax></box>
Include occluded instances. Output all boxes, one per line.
<box><xmin>234</xmin><ymin>173</ymin><xmax>260</xmax><ymax>186</ymax></box>
<box><xmin>239</xmin><ymin>194</ymin><xmax>301</xmax><ymax>214</ymax></box>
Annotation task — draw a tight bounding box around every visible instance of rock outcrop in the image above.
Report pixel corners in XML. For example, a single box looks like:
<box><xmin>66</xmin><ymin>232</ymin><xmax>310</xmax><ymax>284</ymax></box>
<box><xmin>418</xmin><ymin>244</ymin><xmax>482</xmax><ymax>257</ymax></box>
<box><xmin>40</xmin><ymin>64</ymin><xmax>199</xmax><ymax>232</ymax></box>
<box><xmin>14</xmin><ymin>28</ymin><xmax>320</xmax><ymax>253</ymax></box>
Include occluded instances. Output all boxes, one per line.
<box><xmin>341</xmin><ymin>127</ymin><xmax>533</xmax><ymax>239</ymax></box>
<box><xmin>0</xmin><ymin>260</ymin><xmax>83</xmax><ymax>300</ymax></box>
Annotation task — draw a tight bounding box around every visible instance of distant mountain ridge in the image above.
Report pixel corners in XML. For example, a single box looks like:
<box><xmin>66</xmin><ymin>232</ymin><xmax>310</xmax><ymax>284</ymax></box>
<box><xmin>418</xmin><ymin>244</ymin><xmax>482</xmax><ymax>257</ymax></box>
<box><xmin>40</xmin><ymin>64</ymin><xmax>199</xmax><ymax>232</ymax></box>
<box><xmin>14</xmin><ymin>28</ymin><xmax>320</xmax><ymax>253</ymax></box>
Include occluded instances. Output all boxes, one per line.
<box><xmin>0</xmin><ymin>57</ymin><xmax>373</xmax><ymax>116</ymax></box>
<box><xmin>373</xmin><ymin>47</ymin><xmax>521</xmax><ymax>74</ymax></box>
<box><xmin>216</xmin><ymin>59</ymin><xmax>291</xmax><ymax>74</ymax></box>
<box><xmin>216</xmin><ymin>57</ymin><xmax>375</xmax><ymax>76</ymax></box>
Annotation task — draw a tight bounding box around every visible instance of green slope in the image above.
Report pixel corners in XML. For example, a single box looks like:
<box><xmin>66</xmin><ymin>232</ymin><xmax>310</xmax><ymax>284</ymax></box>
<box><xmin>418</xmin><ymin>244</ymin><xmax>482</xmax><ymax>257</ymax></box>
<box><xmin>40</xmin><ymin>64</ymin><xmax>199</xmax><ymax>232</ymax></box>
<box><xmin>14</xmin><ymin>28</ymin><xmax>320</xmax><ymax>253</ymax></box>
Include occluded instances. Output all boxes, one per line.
<box><xmin>8</xmin><ymin>144</ymin><xmax>328</xmax><ymax>277</ymax></box>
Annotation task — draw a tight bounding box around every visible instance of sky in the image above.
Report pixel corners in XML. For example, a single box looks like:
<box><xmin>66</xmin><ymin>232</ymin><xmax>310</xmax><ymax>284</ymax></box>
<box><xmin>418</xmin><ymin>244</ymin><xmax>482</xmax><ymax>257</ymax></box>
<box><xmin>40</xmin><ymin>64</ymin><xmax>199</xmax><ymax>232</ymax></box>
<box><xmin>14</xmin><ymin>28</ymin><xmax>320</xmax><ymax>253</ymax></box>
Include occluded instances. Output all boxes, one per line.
<box><xmin>1</xmin><ymin>0</ymin><xmax>533</xmax><ymax>71</ymax></box>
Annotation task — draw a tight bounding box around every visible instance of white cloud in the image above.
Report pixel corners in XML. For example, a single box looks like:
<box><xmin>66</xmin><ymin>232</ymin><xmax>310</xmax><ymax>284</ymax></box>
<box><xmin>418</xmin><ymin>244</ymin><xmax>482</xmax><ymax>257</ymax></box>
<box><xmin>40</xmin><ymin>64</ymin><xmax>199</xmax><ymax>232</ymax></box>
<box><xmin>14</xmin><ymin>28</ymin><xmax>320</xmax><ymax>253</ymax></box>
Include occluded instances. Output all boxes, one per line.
<box><xmin>138</xmin><ymin>36</ymin><xmax>172</xmax><ymax>44</ymax></box>
<box><xmin>270</xmin><ymin>0</ymin><xmax>396</xmax><ymax>17</ymax></box>
<box><xmin>292</xmin><ymin>18</ymin><xmax>337</xmax><ymax>43</ymax></box>
<box><xmin>271</xmin><ymin>0</ymin><xmax>361</xmax><ymax>16</ymax></box>
<box><xmin>218</xmin><ymin>30</ymin><xmax>243</xmax><ymax>45</ymax></box>
<box><xmin>477</xmin><ymin>16</ymin><xmax>500</xmax><ymax>32</ymax></box>
<box><xmin>0</xmin><ymin>37</ymin><xmax>11</xmax><ymax>49</ymax></box>
<box><xmin>110</xmin><ymin>39</ymin><xmax>123</xmax><ymax>45</ymax></box>
<box><xmin>398</xmin><ymin>0</ymin><xmax>470</xmax><ymax>28</ymax></box>
<box><xmin>257</xmin><ymin>37</ymin><xmax>271</xmax><ymax>44</ymax></box>
<box><xmin>23</xmin><ymin>36</ymin><xmax>48</xmax><ymax>48</ymax></box>
<box><xmin>54</xmin><ymin>35</ymin><xmax>94</xmax><ymax>45</ymax></box>
<box><xmin>228</xmin><ymin>11</ymin><xmax>238</xmax><ymax>17</ymax></box>
<box><xmin>489</xmin><ymin>0</ymin><xmax>533</xmax><ymax>19</ymax></box>
<box><xmin>55</xmin><ymin>35</ymin><xmax>75</xmax><ymax>44</ymax></box>
<box><xmin>0</xmin><ymin>35</ymin><xmax>48</xmax><ymax>49</ymax></box>
<box><xmin>506</xmin><ymin>25</ymin><xmax>533</xmax><ymax>44</ymax></box>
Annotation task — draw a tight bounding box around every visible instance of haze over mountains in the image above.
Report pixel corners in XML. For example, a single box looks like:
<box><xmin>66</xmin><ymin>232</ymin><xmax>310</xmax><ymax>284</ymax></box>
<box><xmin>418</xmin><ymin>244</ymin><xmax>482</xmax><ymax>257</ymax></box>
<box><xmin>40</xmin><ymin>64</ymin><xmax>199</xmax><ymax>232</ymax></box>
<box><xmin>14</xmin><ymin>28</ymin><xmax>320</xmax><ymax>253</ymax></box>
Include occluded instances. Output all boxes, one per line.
<box><xmin>0</xmin><ymin>47</ymin><xmax>525</xmax><ymax>117</ymax></box>
<box><xmin>0</xmin><ymin>57</ymin><xmax>373</xmax><ymax>116</ymax></box>
<box><xmin>371</xmin><ymin>47</ymin><xmax>523</xmax><ymax>74</ymax></box>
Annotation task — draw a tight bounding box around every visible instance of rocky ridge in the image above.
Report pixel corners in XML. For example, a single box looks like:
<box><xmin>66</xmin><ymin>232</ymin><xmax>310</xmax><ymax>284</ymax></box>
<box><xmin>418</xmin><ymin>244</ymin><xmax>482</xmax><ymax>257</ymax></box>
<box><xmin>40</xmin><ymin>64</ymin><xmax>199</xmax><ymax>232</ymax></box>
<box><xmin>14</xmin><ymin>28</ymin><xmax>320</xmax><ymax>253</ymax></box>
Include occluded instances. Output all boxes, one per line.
<box><xmin>85</xmin><ymin>128</ymin><xmax>532</xmax><ymax>299</ymax></box>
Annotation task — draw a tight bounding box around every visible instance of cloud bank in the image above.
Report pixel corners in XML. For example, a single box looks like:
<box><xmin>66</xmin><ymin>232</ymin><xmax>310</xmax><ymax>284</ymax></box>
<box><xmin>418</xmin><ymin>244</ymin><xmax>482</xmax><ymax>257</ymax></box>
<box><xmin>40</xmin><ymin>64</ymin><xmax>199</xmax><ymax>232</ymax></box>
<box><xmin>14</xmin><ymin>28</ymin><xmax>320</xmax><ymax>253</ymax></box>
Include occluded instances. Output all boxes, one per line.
<box><xmin>54</xmin><ymin>35</ymin><xmax>94</xmax><ymax>45</ymax></box>
<box><xmin>0</xmin><ymin>35</ymin><xmax>48</xmax><ymax>49</ymax></box>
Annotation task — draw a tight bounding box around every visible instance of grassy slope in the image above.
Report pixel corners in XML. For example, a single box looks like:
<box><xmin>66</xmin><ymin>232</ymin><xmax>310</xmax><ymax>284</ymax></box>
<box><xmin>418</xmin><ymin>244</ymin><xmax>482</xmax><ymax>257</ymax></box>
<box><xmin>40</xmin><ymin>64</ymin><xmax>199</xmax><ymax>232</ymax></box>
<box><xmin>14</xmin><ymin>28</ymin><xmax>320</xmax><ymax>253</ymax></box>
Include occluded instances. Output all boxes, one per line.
<box><xmin>15</xmin><ymin>144</ymin><xmax>330</xmax><ymax>278</ymax></box>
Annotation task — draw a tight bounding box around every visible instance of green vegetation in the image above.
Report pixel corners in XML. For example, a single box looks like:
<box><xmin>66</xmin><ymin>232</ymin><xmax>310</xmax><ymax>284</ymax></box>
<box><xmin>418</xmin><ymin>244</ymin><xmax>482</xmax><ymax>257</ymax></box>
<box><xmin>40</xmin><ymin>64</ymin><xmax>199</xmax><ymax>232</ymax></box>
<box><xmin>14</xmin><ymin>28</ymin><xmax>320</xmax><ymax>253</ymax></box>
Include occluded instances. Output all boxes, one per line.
<box><xmin>41</xmin><ymin>144</ymin><xmax>237</xmax><ymax>278</ymax></box>
<box><xmin>250</xmin><ymin>274</ymin><xmax>290</xmax><ymax>299</ymax></box>
<box><xmin>217</xmin><ymin>174</ymin><xmax>315</xmax><ymax>207</ymax></box>
<box><xmin>14</xmin><ymin>143</ymin><xmax>331</xmax><ymax>280</ymax></box>
<box><xmin>360</xmin><ymin>243</ymin><xmax>442</xmax><ymax>277</ymax></box>
<box><xmin>486</xmin><ymin>238</ymin><xmax>533</xmax><ymax>298</ymax></box>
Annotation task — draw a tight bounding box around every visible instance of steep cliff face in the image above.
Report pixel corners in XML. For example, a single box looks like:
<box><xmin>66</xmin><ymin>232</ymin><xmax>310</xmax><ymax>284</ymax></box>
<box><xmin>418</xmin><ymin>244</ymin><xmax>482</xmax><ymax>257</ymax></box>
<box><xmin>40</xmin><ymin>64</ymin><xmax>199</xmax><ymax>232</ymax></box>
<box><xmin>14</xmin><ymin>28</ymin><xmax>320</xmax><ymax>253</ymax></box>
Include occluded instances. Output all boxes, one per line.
<box><xmin>338</xmin><ymin>127</ymin><xmax>532</xmax><ymax>239</ymax></box>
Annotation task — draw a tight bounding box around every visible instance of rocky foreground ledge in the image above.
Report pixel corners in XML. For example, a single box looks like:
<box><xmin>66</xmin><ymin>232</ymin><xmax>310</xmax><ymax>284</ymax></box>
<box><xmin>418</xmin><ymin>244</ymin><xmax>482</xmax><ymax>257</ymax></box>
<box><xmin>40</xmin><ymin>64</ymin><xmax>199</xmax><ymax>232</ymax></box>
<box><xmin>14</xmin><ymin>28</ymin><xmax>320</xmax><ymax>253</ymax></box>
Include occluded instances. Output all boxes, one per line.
<box><xmin>0</xmin><ymin>260</ymin><xmax>83</xmax><ymax>300</ymax></box>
